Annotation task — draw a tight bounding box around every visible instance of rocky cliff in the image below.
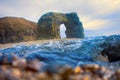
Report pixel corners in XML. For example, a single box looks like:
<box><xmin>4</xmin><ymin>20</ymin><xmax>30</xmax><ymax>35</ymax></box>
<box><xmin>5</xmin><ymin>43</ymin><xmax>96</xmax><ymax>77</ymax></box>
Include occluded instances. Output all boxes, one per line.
<box><xmin>38</xmin><ymin>12</ymin><xmax>84</xmax><ymax>39</ymax></box>
<box><xmin>0</xmin><ymin>17</ymin><xmax>38</xmax><ymax>43</ymax></box>
<box><xmin>0</xmin><ymin>12</ymin><xmax>84</xmax><ymax>43</ymax></box>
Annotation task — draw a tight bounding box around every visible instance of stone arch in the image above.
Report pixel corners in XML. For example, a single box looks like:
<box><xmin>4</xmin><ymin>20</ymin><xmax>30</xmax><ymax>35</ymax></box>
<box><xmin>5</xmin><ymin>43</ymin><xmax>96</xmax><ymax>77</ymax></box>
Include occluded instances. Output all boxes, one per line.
<box><xmin>38</xmin><ymin>12</ymin><xmax>84</xmax><ymax>39</ymax></box>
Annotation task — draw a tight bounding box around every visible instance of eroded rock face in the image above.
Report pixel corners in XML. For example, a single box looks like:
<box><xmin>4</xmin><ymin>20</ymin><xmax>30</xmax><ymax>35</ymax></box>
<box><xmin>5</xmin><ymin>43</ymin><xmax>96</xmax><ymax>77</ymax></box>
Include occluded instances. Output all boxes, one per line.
<box><xmin>38</xmin><ymin>12</ymin><xmax>84</xmax><ymax>39</ymax></box>
<box><xmin>0</xmin><ymin>17</ymin><xmax>38</xmax><ymax>43</ymax></box>
<box><xmin>0</xmin><ymin>12</ymin><xmax>84</xmax><ymax>43</ymax></box>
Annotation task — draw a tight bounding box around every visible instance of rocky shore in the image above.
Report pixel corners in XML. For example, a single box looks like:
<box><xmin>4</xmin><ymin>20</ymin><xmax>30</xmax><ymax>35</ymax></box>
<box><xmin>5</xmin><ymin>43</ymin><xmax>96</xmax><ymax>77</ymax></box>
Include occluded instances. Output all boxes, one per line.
<box><xmin>0</xmin><ymin>54</ymin><xmax>120</xmax><ymax>80</ymax></box>
<box><xmin>0</xmin><ymin>35</ymin><xmax>120</xmax><ymax>80</ymax></box>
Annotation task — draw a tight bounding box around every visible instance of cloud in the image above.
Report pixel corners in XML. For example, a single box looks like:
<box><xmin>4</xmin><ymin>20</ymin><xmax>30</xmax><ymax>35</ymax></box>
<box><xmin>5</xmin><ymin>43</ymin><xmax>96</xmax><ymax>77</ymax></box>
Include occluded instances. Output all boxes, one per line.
<box><xmin>1</xmin><ymin>0</ymin><xmax>120</xmax><ymax>20</ymax></box>
<box><xmin>83</xmin><ymin>19</ymin><xmax>108</xmax><ymax>30</ymax></box>
<box><xmin>0</xmin><ymin>0</ymin><xmax>120</xmax><ymax>36</ymax></box>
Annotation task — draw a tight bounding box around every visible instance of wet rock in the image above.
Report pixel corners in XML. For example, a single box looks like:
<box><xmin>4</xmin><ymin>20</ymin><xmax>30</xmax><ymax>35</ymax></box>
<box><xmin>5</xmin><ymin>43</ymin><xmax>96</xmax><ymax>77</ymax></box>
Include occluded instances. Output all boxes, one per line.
<box><xmin>26</xmin><ymin>59</ymin><xmax>41</xmax><ymax>72</ymax></box>
<box><xmin>102</xmin><ymin>44</ymin><xmax>120</xmax><ymax>62</ymax></box>
<box><xmin>57</xmin><ymin>65</ymin><xmax>73</xmax><ymax>80</ymax></box>
<box><xmin>115</xmin><ymin>69</ymin><xmax>120</xmax><ymax>80</ymax></box>
<box><xmin>74</xmin><ymin>66</ymin><xmax>83</xmax><ymax>74</ymax></box>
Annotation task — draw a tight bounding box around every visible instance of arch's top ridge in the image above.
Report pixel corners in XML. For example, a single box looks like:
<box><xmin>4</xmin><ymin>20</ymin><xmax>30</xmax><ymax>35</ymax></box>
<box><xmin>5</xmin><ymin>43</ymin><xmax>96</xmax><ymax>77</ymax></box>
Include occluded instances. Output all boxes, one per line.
<box><xmin>40</xmin><ymin>12</ymin><xmax>78</xmax><ymax>20</ymax></box>
<box><xmin>38</xmin><ymin>12</ymin><xmax>84</xmax><ymax>39</ymax></box>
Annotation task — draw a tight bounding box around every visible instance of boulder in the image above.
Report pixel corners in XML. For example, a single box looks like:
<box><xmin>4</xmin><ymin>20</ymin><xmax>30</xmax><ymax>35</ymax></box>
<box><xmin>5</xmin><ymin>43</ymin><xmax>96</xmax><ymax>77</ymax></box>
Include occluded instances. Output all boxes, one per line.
<box><xmin>38</xmin><ymin>12</ymin><xmax>84</xmax><ymax>39</ymax></box>
<box><xmin>102</xmin><ymin>44</ymin><xmax>120</xmax><ymax>62</ymax></box>
<box><xmin>0</xmin><ymin>17</ymin><xmax>38</xmax><ymax>43</ymax></box>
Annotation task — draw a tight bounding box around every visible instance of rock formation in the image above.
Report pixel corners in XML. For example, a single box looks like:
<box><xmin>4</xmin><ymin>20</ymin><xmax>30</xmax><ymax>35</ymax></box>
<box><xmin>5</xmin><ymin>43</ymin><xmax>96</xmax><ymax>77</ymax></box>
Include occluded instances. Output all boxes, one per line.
<box><xmin>0</xmin><ymin>12</ymin><xmax>84</xmax><ymax>43</ymax></box>
<box><xmin>102</xmin><ymin>44</ymin><xmax>120</xmax><ymax>62</ymax></box>
<box><xmin>0</xmin><ymin>17</ymin><xmax>38</xmax><ymax>43</ymax></box>
<box><xmin>100</xmin><ymin>35</ymin><xmax>120</xmax><ymax>62</ymax></box>
<box><xmin>38</xmin><ymin>12</ymin><xmax>84</xmax><ymax>39</ymax></box>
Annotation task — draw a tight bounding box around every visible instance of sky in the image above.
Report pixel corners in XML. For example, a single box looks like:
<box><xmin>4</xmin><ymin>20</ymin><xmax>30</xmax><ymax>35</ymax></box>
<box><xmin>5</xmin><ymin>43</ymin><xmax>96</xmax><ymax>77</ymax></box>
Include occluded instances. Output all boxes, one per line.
<box><xmin>0</xmin><ymin>0</ymin><xmax>120</xmax><ymax>37</ymax></box>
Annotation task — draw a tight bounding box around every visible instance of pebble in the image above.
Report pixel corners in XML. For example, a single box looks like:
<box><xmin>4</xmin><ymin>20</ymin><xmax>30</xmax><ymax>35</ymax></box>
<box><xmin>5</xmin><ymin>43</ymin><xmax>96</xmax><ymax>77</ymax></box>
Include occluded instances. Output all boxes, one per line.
<box><xmin>0</xmin><ymin>54</ymin><xmax>120</xmax><ymax>80</ymax></box>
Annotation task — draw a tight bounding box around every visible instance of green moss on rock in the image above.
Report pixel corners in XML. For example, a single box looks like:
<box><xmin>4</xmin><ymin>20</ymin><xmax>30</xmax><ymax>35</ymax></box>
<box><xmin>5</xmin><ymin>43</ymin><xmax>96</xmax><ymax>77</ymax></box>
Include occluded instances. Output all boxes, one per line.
<box><xmin>38</xmin><ymin>12</ymin><xmax>84</xmax><ymax>39</ymax></box>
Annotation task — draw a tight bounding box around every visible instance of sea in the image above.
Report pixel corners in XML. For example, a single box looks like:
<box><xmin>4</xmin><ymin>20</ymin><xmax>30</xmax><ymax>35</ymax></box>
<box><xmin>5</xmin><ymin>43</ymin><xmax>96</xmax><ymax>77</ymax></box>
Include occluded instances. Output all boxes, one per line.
<box><xmin>0</xmin><ymin>35</ymin><xmax>120</xmax><ymax>67</ymax></box>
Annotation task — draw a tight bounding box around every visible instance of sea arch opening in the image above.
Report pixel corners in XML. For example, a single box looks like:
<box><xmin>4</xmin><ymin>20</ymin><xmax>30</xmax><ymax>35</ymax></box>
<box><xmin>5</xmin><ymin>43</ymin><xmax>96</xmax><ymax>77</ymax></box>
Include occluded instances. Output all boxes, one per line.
<box><xmin>60</xmin><ymin>24</ymin><xmax>66</xmax><ymax>38</ymax></box>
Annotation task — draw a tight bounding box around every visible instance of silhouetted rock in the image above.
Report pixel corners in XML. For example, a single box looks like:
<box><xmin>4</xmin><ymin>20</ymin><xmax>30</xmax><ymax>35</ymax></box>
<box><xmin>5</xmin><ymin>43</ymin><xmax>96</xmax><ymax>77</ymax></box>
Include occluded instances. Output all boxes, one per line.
<box><xmin>0</xmin><ymin>17</ymin><xmax>38</xmax><ymax>43</ymax></box>
<box><xmin>102</xmin><ymin>44</ymin><xmax>120</xmax><ymax>62</ymax></box>
<box><xmin>38</xmin><ymin>12</ymin><xmax>84</xmax><ymax>39</ymax></box>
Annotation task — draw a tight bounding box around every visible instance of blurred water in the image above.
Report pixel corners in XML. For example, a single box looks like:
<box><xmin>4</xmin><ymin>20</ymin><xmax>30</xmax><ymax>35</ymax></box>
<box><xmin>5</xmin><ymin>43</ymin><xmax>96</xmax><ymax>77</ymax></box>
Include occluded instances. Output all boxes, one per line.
<box><xmin>0</xmin><ymin>35</ymin><xmax>120</xmax><ymax>67</ymax></box>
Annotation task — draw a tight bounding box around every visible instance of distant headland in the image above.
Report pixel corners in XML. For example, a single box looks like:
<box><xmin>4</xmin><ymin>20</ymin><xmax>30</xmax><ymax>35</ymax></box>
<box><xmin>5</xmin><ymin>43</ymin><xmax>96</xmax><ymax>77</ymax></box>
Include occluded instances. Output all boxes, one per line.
<box><xmin>0</xmin><ymin>12</ymin><xmax>84</xmax><ymax>44</ymax></box>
